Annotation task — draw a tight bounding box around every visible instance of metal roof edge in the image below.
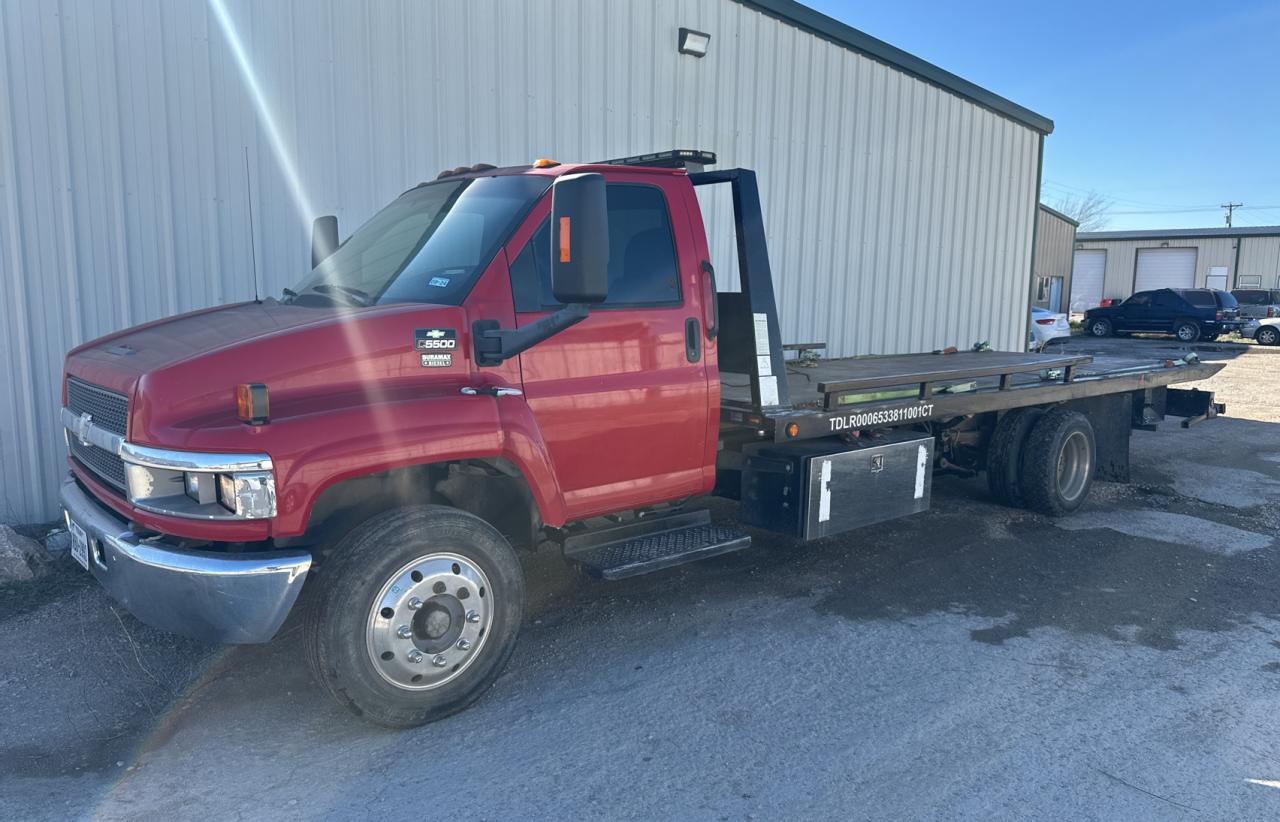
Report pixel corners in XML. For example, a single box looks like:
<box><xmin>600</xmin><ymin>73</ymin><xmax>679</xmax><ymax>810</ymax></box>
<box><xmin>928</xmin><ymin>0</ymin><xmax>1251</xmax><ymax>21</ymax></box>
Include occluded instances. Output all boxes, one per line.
<box><xmin>1038</xmin><ymin>203</ymin><xmax>1079</xmax><ymax>227</ymax></box>
<box><xmin>1078</xmin><ymin>226</ymin><xmax>1280</xmax><ymax>241</ymax></box>
<box><xmin>733</xmin><ymin>0</ymin><xmax>1054</xmax><ymax>135</ymax></box>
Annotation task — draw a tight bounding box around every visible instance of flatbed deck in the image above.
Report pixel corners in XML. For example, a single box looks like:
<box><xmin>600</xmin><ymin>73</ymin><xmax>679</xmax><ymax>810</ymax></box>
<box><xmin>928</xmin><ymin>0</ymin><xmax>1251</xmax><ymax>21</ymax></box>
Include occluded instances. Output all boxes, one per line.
<box><xmin>721</xmin><ymin>349</ymin><xmax>1223</xmax><ymax>441</ymax></box>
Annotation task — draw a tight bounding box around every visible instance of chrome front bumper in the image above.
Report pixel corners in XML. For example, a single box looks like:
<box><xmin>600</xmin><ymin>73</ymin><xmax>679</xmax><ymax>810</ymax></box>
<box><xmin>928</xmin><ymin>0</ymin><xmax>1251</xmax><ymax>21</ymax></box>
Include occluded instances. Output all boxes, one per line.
<box><xmin>60</xmin><ymin>476</ymin><xmax>311</xmax><ymax>644</ymax></box>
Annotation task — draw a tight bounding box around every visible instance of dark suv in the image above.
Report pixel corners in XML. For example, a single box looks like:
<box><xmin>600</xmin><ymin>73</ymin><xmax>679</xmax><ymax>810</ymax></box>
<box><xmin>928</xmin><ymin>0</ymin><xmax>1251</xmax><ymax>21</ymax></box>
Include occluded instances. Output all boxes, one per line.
<box><xmin>1230</xmin><ymin>288</ymin><xmax>1280</xmax><ymax>320</ymax></box>
<box><xmin>1084</xmin><ymin>288</ymin><xmax>1242</xmax><ymax>342</ymax></box>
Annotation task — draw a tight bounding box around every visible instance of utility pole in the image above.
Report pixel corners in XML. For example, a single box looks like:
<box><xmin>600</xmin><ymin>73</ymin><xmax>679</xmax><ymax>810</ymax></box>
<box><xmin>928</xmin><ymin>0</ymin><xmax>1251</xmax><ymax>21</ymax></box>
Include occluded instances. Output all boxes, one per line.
<box><xmin>1221</xmin><ymin>202</ymin><xmax>1243</xmax><ymax>227</ymax></box>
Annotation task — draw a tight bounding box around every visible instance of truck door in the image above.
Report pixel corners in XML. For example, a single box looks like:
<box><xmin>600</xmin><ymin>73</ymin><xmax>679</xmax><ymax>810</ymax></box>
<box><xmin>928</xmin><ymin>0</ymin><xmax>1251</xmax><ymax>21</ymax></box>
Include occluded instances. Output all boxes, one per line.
<box><xmin>1117</xmin><ymin>291</ymin><xmax>1154</xmax><ymax>331</ymax></box>
<box><xmin>504</xmin><ymin>176</ymin><xmax>715</xmax><ymax>520</ymax></box>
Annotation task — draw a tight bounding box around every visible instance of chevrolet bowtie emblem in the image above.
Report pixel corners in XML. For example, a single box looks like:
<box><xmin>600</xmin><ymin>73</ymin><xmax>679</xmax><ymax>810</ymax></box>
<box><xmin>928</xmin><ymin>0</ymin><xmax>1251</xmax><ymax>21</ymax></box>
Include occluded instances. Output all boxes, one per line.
<box><xmin>424</xmin><ymin>329</ymin><xmax>447</xmax><ymax>339</ymax></box>
<box><xmin>73</xmin><ymin>412</ymin><xmax>93</xmax><ymax>447</ymax></box>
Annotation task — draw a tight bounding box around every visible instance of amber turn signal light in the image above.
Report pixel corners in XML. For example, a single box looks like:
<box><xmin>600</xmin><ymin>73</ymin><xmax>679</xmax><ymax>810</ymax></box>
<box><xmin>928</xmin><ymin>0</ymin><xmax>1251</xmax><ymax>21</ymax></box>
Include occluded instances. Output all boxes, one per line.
<box><xmin>786</xmin><ymin>422</ymin><xmax>800</xmax><ymax>438</ymax></box>
<box><xmin>236</xmin><ymin>383</ymin><xmax>269</xmax><ymax>425</ymax></box>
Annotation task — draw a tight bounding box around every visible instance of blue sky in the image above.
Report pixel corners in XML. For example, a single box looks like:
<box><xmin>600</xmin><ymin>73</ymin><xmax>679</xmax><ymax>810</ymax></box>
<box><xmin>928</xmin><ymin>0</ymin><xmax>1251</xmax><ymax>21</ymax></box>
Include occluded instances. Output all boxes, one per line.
<box><xmin>805</xmin><ymin>0</ymin><xmax>1280</xmax><ymax>231</ymax></box>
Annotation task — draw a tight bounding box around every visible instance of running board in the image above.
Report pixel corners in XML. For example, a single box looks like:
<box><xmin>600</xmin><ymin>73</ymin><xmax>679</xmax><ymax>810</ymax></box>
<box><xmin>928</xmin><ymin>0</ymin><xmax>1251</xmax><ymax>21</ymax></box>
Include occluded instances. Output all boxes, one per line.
<box><xmin>562</xmin><ymin>510</ymin><xmax>751</xmax><ymax>580</ymax></box>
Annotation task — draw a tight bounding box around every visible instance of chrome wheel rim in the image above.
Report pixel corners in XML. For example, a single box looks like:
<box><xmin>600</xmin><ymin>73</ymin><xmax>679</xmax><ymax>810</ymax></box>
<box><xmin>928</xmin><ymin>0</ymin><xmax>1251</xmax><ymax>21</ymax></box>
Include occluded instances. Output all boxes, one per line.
<box><xmin>1092</xmin><ymin>321</ymin><xmax>1108</xmax><ymax>336</ymax></box>
<box><xmin>1056</xmin><ymin>431</ymin><xmax>1091</xmax><ymax>503</ymax></box>
<box><xmin>1260</xmin><ymin>328</ymin><xmax>1278</xmax><ymax>345</ymax></box>
<box><xmin>366</xmin><ymin>552</ymin><xmax>494</xmax><ymax>691</ymax></box>
<box><xmin>1177</xmin><ymin>324</ymin><xmax>1196</xmax><ymax>341</ymax></box>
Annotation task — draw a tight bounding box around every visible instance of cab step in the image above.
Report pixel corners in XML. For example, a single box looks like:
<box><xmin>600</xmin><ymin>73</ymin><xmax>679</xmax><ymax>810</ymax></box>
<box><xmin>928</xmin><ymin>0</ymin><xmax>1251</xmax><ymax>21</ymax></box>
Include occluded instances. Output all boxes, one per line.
<box><xmin>562</xmin><ymin>509</ymin><xmax>751</xmax><ymax>580</ymax></box>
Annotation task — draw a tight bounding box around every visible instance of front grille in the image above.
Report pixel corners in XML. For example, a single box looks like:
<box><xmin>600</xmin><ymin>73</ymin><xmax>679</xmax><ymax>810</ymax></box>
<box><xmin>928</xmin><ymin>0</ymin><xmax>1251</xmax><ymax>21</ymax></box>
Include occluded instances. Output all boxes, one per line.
<box><xmin>69</xmin><ymin>437</ymin><xmax>127</xmax><ymax>492</ymax></box>
<box><xmin>66</xmin><ymin>377</ymin><xmax>129</xmax><ymax>492</ymax></box>
<box><xmin>67</xmin><ymin>377</ymin><xmax>128</xmax><ymax>436</ymax></box>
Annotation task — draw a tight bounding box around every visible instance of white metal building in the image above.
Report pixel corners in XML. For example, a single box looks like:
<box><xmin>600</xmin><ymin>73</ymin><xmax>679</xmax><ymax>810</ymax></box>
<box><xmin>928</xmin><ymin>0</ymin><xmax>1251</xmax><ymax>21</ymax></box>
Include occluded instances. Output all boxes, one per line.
<box><xmin>1071</xmin><ymin>226</ymin><xmax>1280</xmax><ymax>310</ymax></box>
<box><xmin>0</xmin><ymin>0</ymin><xmax>1052</xmax><ymax>523</ymax></box>
<box><xmin>1032</xmin><ymin>205</ymin><xmax>1078</xmax><ymax>313</ymax></box>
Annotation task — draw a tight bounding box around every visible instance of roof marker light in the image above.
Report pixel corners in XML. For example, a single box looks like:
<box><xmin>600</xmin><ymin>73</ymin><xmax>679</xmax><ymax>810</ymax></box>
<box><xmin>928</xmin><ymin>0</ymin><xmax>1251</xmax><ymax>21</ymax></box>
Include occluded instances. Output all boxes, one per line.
<box><xmin>532</xmin><ymin>158</ymin><xmax>559</xmax><ymax>168</ymax></box>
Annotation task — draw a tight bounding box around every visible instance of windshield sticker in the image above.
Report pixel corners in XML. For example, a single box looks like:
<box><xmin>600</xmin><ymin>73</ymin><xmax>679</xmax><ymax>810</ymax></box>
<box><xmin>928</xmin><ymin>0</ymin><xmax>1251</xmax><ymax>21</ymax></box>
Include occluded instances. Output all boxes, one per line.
<box><xmin>421</xmin><ymin>353</ymin><xmax>453</xmax><ymax>368</ymax></box>
<box><xmin>428</xmin><ymin>277</ymin><xmax>451</xmax><ymax>287</ymax></box>
<box><xmin>415</xmin><ymin>328</ymin><xmax>457</xmax><ymax>351</ymax></box>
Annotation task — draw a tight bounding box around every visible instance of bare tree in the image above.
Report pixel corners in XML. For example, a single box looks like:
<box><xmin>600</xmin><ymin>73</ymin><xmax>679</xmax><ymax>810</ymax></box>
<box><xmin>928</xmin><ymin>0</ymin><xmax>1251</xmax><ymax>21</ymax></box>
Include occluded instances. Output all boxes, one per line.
<box><xmin>1049</xmin><ymin>190</ymin><xmax>1112</xmax><ymax>232</ymax></box>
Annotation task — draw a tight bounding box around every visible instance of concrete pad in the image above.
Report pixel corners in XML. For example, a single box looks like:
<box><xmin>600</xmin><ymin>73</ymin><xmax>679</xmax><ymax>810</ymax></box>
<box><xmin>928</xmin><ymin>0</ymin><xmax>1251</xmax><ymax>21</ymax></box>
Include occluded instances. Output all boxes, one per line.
<box><xmin>1055</xmin><ymin>509</ymin><xmax>1273</xmax><ymax>555</ymax></box>
<box><xmin>1170</xmin><ymin>463</ymin><xmax>1280</xmax><ymax>508</ymax></box>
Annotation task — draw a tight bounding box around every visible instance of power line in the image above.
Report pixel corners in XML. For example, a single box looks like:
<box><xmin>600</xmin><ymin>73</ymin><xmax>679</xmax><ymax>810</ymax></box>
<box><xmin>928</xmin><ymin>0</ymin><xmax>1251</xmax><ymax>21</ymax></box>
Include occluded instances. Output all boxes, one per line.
<box><xmin>1221</xmin><ymin>202</ymin><xmax>1244</xmax><ymax>227</ymax></box>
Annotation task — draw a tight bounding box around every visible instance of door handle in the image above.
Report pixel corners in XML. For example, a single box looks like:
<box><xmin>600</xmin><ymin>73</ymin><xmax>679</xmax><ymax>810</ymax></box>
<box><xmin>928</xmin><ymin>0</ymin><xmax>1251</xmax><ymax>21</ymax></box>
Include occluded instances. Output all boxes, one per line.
<box><xmin>685</xmin><ymin>317</ymin><xmax>702</xmax><ymax>363</ymax></box>
<box><xmin>461</xmin><ymin>386</ymin><xmax>524</xmax><ymax>397</ymax></box>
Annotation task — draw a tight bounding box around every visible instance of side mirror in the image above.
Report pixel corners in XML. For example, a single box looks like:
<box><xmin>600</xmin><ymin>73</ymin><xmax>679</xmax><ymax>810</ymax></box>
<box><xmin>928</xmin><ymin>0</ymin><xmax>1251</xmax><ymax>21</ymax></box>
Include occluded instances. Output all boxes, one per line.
<box><xmin>550</xmin><ymin>174</ymin><xmax>609</xmax><ymax>304</ymax></box>
<box><xmin>311</xmin><ymin>215</ymin><xmax>339</xmax><ymax>268</ymax></box>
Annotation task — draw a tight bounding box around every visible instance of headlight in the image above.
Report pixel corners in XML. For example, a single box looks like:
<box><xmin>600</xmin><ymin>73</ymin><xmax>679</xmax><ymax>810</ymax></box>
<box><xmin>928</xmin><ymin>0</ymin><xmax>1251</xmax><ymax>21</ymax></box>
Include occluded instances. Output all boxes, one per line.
<box><xmin>120</xmin><ymin>444</ymin><xmax>276</xmax><ymax>520</ymax></box>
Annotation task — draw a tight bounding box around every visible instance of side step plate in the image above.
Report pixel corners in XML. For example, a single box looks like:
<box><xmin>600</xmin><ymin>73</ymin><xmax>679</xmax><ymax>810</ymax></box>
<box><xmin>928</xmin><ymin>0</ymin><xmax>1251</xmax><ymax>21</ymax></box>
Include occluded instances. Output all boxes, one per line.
<box><xmin>564</xmin><ymin>515</ymin><xmax>752</xmax><ymax>581</ymax></box>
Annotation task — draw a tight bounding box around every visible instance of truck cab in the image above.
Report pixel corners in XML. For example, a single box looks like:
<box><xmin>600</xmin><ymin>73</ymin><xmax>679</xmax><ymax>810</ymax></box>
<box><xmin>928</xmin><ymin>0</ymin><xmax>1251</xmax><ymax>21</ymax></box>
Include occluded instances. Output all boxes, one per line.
<box><xmin>59</xmin><ymin>151</ymin><xmax>1223</xmax><ymax>727</ymax></box>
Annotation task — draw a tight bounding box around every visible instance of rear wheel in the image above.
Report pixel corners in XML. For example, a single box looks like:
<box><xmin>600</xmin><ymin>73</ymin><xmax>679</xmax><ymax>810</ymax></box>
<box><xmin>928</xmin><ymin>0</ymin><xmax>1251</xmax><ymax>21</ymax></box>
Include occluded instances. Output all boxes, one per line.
<box><xmin>1257</xmin><ymin>326</ymin><xmax>1280</xmax><ymax>346</ymax></box>
<box><xmin>304</xmin><ymin>506</ymin><xmax>525</xmax><ymax>728</ymax></box>
<box><xmin>1089</xmin><ymin>318</ymin><xmax>1112</xmax><ymax>337</ymax></box>
<box><xmin>986</xmin><ymin>408</ymin><xmax>1044</xmax><ymax>507</ymax></box>
<box><xmin>1020</xmin><ymin>408</ymin><xmax>1096</xmax><ymax>517</ymax></box>
<box><xmin>1174</xmin><ymin>320</ymin><xmax>1201</xmax><ymax>343</ymax></box>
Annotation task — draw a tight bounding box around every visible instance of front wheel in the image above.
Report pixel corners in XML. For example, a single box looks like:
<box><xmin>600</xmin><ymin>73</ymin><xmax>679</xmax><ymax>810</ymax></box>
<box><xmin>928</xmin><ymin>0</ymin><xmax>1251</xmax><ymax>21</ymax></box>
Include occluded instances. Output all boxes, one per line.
<box><xmin>1174</xmin><ymin>321</ymin><xmax>1201</xmax><ymax>343</ymax></box>
<box><xmin>1088</xmin><ymin>318</ymin><xmax>1112</xmax><ymax>337</ymax></box>
<box><xmin>304</xmin><ymin>506</ymin><xmax>525</xmax><ymax>727</ymax></box>
<box><xmin>1257</xmin><ymin>326</ymin><xmax>1280</xmax><ymax>346</ymax></box>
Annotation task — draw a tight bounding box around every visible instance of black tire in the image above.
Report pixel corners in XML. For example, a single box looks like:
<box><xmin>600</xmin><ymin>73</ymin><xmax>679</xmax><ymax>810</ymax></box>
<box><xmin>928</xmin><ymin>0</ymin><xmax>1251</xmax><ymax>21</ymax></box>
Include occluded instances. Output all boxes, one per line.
<box><xmin>1020</xmin><ymin>408</ymin><xmax>1096</xmax><ymax>517</ymax></box>
<box><xmin>986</xmin><ymin>407</ymin><xmax>1044</xmax><ymax>507</ymax></box>
<box><xmin>1088</xmin><ymin>318</ymin><xmax>1112</xmax><ymax>337</ymax></box>
<box><xmin>304</xmin><ymin>506</ymin><xmax>525</xmax><ymax>728</ymax></box>
<box><xmin>1173</xmin><ymin>320</ymin><xmax>1201</xmax><ymax>343</ymax></box>
<box><xmin>1257</xmin><ymin>326</ymin><xmax>1280</xmax><ymax>346</ymax></box>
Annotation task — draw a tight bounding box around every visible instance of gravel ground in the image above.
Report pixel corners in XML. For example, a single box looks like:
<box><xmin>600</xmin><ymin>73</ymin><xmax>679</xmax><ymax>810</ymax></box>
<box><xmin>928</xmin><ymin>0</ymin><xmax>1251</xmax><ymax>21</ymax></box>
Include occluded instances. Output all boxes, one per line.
<box><xmin>2</xmin><ymin>341</ymin><xmax>1278</xmax><ymax>820</ymax></box>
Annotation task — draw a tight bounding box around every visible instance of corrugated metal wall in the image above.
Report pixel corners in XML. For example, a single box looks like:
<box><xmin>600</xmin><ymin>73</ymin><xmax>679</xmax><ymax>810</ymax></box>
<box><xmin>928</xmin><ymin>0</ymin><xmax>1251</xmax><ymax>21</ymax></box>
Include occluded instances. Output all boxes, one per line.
<box><xmin>1237</xmin><ymin>237</ymin><xmax>1280</xmax><ymax>288</ymax></box>
<box><xmin>1032</xmin><ymin>206</ymin><xmax>1076</xmax><ymax>307</ymax></box>
<box><xmin>1073</xmin><ymin>238</ymin><xmax>1237</xmax><ymax>301</ymax></box>
<box><xmin>0</xmin><ymin>0</ymin><xmax>1041</xmax><ymax>523</ymax></box>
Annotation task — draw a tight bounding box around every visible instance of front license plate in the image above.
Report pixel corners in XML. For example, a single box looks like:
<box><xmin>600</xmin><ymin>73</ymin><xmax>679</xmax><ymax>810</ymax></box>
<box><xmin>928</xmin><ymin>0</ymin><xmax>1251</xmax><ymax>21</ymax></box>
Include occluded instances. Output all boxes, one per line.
<box><xmin>68</xmin><ymin>517</ymin><xmax>89</xmax><ymax>570</ymax></box>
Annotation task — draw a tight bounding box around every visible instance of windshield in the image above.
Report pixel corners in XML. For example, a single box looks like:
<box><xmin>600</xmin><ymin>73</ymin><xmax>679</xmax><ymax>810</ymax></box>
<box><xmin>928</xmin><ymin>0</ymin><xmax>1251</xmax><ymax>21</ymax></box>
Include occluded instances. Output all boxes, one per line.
<box><xmin>286</xmin><ymin>174</ymin><xmax>550</xmax><ymax>307</ymax></box>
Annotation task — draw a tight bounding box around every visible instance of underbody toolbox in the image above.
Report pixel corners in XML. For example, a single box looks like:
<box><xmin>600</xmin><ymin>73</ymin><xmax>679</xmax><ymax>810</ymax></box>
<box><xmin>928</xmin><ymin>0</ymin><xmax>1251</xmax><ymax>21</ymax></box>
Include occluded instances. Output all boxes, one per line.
<box><xmin>740</xmin><ymin>434</ymin><xmax>934</xmax><ymax>540</ymax></box>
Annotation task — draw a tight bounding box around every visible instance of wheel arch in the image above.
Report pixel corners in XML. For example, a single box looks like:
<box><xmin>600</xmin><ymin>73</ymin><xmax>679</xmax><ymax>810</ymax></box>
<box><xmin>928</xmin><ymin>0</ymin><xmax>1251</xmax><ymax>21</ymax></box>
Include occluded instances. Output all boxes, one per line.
<box><xmin>295</xmin><ymin>457</ymin><xmax>546</xmax><ymax>555</ymax></box>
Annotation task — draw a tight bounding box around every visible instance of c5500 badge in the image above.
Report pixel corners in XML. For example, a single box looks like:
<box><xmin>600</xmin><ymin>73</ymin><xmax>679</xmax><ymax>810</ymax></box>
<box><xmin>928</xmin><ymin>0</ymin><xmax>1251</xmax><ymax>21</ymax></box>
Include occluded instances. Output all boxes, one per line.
<box><xmin>415</xmin><ymin>328</ymin><xmax>456</xmax><ymax>367</ymax></box>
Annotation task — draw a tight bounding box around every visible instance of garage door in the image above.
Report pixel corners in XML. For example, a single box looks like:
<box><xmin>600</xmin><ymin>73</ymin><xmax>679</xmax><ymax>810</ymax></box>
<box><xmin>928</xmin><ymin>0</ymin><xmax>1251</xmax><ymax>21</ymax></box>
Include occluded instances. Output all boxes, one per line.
<box><xmin>1070</xmin><ymin>249</ymin><xmax>1106</xmax><ymax>312</ymax></box>
<box><xmin>1134</xmin><ymin>247</ymin><xmax>1196</xmax><ymax>292</ymax></box>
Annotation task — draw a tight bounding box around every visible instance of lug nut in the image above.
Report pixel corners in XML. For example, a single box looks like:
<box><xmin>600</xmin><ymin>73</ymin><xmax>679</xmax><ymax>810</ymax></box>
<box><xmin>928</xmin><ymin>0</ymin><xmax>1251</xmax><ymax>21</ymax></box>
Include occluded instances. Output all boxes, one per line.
<box><xmin>396</xmin><ymin>625</ymin><xmax>413</xmax><ymax>639</ymax></box>
<box><xmin>456</xmin><ymin>638</ymin><xmax>471</xmax><ymax>651</ymax></box>
<box><xmin>407</xmin><ymin>597</ymin><xmax>423</xmax><ymax>610</ymax></box>
<box><xmin>407</xmin><ymin>650</ymin><xmax>423</xmax><ymax>663</ymax></box>
<box><xmin>431</xmin><ymin>654</ymin><xmax>448</xmax><ymax>668</ymax></box>
<box><xmin>465</xmin><ymin>610</ymin><xmax>481</xmax><ymax>623</ymax></box>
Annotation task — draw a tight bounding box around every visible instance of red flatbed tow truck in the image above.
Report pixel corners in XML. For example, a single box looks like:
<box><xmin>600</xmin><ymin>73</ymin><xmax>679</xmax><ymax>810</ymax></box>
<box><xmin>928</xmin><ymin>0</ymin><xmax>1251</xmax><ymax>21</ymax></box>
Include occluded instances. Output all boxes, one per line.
<box><xmin>59</xmin><ymin>150</ymin><xmax>1223</xmax><ymax>725</ymax></box>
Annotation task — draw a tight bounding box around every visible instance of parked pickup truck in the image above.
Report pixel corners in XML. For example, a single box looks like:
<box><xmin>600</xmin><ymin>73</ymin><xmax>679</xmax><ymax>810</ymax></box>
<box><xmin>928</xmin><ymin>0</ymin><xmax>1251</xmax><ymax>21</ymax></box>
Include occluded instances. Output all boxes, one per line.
<box><xmin>60</xmin><ymin>150</ymin><xmax>1224</xmax><ymax>727</ymax></box>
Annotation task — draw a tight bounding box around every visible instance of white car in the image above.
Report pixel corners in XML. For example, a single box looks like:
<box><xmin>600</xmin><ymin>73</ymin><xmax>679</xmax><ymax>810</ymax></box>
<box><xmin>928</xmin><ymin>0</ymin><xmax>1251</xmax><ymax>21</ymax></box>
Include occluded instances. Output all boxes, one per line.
<box><xmin>1242</xmin><ymin>318</ymin><xmax>1280</xmax><ymax>346</ymax></box>
<box><xmin>1030</xmin><ymin>307</ymin><xmax>1071</xmax><ymax>349</ymax></box>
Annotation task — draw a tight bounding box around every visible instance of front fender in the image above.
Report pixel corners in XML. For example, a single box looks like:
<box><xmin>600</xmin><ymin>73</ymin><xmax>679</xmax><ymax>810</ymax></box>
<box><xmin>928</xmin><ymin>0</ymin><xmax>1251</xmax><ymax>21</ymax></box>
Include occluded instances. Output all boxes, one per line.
<box><xmin>268</xmin><ymin>394</ymin><xmax>566</xmax><ymax>537</ymax></box>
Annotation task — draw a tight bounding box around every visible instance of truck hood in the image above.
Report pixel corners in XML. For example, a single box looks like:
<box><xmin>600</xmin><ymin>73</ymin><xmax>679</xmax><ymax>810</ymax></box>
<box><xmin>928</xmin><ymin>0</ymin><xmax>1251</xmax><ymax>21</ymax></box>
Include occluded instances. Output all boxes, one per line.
<box><xmin>65</xmin><ymin>301</ymin><xmax>342</xmax><ymax>395</ymax></box>
<box><xmin>64</xmin><ymin>300</ymin><xmax>472</xmax><ymax>446</ymax></box>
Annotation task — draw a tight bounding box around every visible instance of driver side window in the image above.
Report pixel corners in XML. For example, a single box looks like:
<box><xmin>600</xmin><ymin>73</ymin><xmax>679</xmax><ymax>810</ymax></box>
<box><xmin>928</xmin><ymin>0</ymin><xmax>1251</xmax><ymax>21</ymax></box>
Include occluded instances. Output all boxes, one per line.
<box><xmin>508</xmin><ymin>183</ymin><xmax>682</xmax><ymax>312</ymax></box>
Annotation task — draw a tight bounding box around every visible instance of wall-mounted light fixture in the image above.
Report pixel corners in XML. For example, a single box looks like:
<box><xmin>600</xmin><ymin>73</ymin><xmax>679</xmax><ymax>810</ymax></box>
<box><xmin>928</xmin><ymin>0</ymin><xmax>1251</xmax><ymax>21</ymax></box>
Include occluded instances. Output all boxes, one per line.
<box><xmin>678</xmin><ymin>27</ymin><xmax>710</xmax><ymax>57</ymax></box>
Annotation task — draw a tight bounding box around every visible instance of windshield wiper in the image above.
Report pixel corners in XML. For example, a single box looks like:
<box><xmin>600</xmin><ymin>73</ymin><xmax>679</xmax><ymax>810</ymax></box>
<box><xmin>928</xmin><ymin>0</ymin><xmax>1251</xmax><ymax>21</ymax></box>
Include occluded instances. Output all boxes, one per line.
<box><xmin>307</xmin><ymin>283</ymin><xmax>373</xmax><ymax>306</ymax></box>
<box><xmin>282</xmin><ymin>287</ymin><xmax>298</xmax><ymax>300</ymax></box>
